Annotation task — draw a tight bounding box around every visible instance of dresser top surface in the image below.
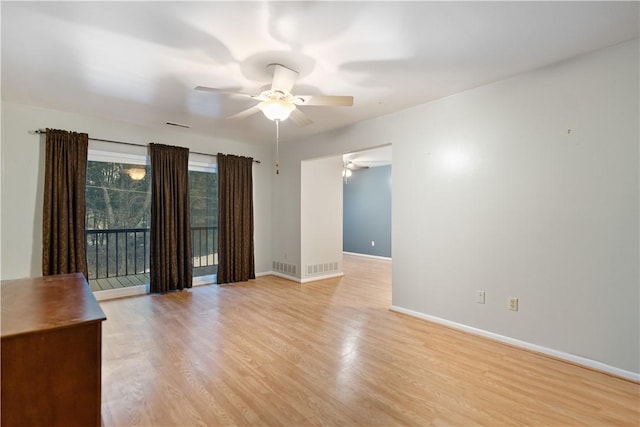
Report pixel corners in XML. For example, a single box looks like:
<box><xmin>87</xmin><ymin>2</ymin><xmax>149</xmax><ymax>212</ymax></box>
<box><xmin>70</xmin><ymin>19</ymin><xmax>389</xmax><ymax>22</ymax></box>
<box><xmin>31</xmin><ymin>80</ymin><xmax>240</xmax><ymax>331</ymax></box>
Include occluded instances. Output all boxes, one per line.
<box><xmin>1</xmin><ymin>273</ymin><xmax>106</xmax><ymax>338</ymax></box>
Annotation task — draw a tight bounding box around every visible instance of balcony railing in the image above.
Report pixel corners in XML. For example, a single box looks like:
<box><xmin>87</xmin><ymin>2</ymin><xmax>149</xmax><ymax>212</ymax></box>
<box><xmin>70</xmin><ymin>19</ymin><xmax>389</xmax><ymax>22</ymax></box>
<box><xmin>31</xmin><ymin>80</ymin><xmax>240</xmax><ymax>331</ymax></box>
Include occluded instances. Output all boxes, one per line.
<box><xmin>86</xmin><ymin>226</ymin><xmax>217</xmax><ymax>280</ymax></box>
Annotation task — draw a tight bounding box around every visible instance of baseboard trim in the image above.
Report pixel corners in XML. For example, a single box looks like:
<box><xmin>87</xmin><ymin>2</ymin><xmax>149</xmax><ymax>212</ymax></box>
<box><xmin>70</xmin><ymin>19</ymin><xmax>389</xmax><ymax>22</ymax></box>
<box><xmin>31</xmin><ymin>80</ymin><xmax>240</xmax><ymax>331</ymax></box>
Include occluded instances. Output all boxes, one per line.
<box><xmin>269</xmin><ymin>271</ymin><xmax>345</xmax><ymax>283</ymax></box>
<box><xmin>270</xmin><ymin>271</ymin><xmax>301</xmax><ymax>282</ymax></box>
<box><xmin>343</xmin><ymin>251</ymin><xmax>392</xmax><ymax>261</ymax></box>
<box><xmin>301</xmin><ymin>272</ymin><xmax>344</xmax><ymax>283</ymax></box>
<box><xmin>389</xmin><ymin>305</ymin><xmax>640</xmax><ymax>383</ymax></box>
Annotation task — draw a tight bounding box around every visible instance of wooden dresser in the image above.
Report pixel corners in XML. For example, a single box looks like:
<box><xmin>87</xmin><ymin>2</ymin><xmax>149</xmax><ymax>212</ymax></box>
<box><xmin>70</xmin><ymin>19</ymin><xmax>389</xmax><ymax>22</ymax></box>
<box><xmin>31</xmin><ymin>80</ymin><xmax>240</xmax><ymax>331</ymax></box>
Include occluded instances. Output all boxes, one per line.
<box><xmin>1</xmin><ymin>273</ymin><xmax>107</xmax><ymax>427</ymax></box>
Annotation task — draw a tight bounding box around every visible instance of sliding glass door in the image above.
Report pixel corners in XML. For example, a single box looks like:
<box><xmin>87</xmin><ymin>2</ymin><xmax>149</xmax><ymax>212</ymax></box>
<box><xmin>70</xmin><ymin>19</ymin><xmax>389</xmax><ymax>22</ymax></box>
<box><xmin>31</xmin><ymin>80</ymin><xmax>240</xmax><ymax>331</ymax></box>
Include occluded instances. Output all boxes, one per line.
<box><xmin>86</xmin><ymin>151</ymin><xmax>150</xmax><ymax>292</ymax></box>
<box><xmin>85</xmin><ymin>150</ymin><xmax>217</xmax><ymax>293</ymax></box>
<box><xmin>188</xmin><ymin>159</ymin><xmax>218</xmax><ymax>282</ymax></box>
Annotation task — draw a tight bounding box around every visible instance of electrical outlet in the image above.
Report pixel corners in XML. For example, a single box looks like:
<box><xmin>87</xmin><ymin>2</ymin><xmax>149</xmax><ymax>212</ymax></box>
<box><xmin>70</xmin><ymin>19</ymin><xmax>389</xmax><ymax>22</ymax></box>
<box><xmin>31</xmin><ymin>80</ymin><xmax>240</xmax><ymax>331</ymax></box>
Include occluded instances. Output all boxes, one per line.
<box><xmin>476</xmin><ymin>291</ymin><xmax>485</xmax><ymax>304</ymax></box>
<box><xmin>509</xmin><ymin>297</ymin><xmax>519</xmax><ymax>311</ymax></box>
<box><xmin>371</xmin><ymin>241</ymin><xmax>375</xmax><ymax>247</ymax></box>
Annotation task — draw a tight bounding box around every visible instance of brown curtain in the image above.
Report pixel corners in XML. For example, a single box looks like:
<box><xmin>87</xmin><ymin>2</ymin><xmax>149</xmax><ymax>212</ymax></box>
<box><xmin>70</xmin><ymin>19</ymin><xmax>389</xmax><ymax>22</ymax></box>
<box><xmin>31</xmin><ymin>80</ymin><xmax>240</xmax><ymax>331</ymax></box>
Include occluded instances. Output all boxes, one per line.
<box><xmin>149</xmin><ymin>143</ymin><xmax>192</xmax><ymax>293</ymax></box>
<box><xmin>217</xmin><ymin>154</ymin><xmax>255</xmax><ymax>284</ymax></box>
<box><xmin>42</xmin><ymin>128</ymin><xmax>89</xmax><ymax>278</ymax></box>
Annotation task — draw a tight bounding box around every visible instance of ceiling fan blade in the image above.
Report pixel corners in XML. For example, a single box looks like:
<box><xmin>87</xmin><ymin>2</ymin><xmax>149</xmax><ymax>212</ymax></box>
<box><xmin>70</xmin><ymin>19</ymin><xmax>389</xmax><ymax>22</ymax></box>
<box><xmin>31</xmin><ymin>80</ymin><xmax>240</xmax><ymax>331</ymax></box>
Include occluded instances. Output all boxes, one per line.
<box><xmin>195</xmin><ymin>86</ymin><xmax>256</xmax><ymax>99</ymax></box>
<box><xmin>270</xmin><ymin>64</ymin><xmax>298</xmax><ymax>94</ymax></box>
<box><xmin>289</xmin><ymin>108</ymin><xmax>313</xmax><ymax>127</ymax></box>
<box><xmin>227</xmin><ymin>104</ymin><xmax>261</xmax><ymax>120</ymax></box>
<box><xmin>345</xmin><ymin>161</ymin><xmax>369</xmax><ymax>170</ymax></box>
<box><xmin>294</xmin><ymin>95</ymin><xmax>354</xmax><ymax>107</ymax></box>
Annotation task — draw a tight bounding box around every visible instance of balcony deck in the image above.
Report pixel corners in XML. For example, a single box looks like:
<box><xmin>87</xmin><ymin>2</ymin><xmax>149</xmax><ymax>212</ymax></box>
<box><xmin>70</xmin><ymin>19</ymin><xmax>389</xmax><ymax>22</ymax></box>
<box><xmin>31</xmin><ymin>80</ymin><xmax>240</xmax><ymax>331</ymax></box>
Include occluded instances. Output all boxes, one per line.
<box><xmin>87</xmin><ymin>227</ymin><xmax>217</xmax><ymax>293</ymax></box>
<box><xmin>89</xmin><ymin>265</ymin><xmax>216</xmax><ymax>292</ymax></box>
<box><xmin>89</xmin><ymin>274</ymin><xmax>149</xmax><ymax>292</ymax></box>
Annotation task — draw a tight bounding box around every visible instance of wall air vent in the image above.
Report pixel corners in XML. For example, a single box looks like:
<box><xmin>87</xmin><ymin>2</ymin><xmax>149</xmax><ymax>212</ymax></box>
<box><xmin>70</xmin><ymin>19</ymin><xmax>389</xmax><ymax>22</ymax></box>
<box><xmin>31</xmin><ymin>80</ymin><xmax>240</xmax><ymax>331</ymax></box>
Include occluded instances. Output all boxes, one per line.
<box><xmin>305</xmin><ymin>261</ymin><xmax>339</xmax><ymax>276</ymax></box>
<box><xmin>273</xmin><ymin>261</ymin><xmax>296</xmax><ymax>275</ymax></box>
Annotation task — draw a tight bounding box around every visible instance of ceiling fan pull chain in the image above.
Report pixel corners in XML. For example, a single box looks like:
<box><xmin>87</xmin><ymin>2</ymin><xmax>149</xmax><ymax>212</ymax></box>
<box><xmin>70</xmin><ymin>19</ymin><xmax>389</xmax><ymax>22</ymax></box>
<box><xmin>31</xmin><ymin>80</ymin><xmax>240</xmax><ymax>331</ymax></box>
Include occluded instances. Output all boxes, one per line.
<box><xmin>275</xmin><ymin>119</ymin><xmax>280</xmax><ymax>175</ymax></box>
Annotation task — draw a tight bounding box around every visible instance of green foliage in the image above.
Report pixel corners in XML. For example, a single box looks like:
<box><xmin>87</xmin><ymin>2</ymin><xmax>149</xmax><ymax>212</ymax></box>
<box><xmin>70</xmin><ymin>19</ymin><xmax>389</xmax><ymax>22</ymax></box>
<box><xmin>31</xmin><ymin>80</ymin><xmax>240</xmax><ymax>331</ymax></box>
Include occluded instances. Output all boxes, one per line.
<box><xmin>189</xmin><ymin>170</ymin><xmax>218</xmax><ymax>227</ymax></box>
<box><xmin>86</xmin><ymin>162</ymin><xmax>218</xmax><ymax>230</ymax></box>
<box><xmin>86</xmin><ymin>162</ymin><xmax>151</xmax><ymax>230</ymax></box>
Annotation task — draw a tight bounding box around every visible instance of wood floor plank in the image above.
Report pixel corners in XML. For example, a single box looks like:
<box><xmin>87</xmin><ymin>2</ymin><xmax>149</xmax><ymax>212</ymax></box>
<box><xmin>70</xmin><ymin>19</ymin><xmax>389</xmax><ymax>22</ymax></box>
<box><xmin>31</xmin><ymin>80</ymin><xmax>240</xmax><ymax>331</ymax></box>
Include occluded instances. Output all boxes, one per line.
<box><xmin>127</xmin><ymin>274</ymin><xmax>148</xmax><ymax>286</ymax></box>
<box><xmin>109</xmin><ymin>276</ymin><xmax>126</xmax><ymax>288</ymax></box>
<box><xmin>112</xmin><ymin>276</ymin><xmax>130</xmax><ymax>288</ymax></box>
<box><xmin>99</xmin><ymin>255</ymin><xmax>639</xmax><ymax>426</ymax></box>
<box><xmin>96</xmin><ymin>278</ymin><xmax>114</xmax><ymax>290</ymax></box>
<box><xmin>88</xmin><ymin>279</ymin><xmax>102</xmax><ymax>292</ymax></box>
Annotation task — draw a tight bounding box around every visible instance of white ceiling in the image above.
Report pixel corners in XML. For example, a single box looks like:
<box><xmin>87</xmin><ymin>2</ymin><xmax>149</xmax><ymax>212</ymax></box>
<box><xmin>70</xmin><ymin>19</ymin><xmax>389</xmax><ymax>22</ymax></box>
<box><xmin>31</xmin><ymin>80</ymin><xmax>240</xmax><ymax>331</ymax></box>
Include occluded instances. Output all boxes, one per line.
<box><xmin>2</xmin><ymin>1</ymin><xmax>638</xmax><ymax>145</ymax></box>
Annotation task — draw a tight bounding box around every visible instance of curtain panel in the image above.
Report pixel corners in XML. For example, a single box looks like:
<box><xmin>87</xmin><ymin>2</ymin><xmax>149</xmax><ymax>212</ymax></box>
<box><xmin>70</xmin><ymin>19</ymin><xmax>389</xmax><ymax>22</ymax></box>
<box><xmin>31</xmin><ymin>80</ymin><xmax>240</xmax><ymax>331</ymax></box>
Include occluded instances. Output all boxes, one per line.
<box><xmin>149</xmin><ymin>143</ymin><xmax>192</xmax><ymax>293</ymax></box>
<box><xmin>42</xmin><ymin>128</ymin><xmax>89</xmax><ymax>278</ymax></box>
<box><xmin>217</xmin><ymin>153</ymin><xmax>255</xmax><ymax>284</ymax></box>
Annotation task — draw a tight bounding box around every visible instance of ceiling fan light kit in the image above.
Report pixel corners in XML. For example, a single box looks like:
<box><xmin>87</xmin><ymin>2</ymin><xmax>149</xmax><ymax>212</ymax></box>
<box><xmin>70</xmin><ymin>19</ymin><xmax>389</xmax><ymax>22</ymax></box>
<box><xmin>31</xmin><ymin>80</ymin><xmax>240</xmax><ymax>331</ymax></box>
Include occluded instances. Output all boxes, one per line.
<box><xmin>258</xmin><ymin>98</ymin><xmax>295</xmax><ymax>121</ymax></box>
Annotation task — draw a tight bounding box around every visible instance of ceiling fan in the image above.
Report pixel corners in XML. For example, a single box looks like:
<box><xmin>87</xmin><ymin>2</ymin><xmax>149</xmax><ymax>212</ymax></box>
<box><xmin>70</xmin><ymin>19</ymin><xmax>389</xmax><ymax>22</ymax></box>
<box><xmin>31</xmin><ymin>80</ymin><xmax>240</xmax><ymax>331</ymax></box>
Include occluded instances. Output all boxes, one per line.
<box><xmin>344</xmin><ymin>160</ymin><xmax>369</xmax><ymax>171</ymax></box>
<box><xmin>342</xmin><ymin>160</ymin><xmax>368</xmax><ymax>181</ymax></box>
<box><xmin>195</xmin><ymin>64</ymin><xmax>354</xmax><ymax>126</ymax></box>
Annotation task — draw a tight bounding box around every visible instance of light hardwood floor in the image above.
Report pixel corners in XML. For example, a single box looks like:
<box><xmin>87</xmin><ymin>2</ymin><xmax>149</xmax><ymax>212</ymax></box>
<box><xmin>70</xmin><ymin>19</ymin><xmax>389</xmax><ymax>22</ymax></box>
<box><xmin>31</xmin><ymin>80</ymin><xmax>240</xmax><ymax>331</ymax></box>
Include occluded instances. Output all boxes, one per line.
<box><xmin>100</xmin><ymin>255</ymin><xmax>639</xmax><ymax>426</ymax></box>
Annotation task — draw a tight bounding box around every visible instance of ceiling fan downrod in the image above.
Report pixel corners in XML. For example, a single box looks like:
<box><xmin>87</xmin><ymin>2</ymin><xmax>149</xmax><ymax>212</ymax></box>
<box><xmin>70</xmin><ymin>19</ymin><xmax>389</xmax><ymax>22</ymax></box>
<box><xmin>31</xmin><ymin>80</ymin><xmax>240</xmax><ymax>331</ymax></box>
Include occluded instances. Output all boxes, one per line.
<box><xmin>275</xmin><ymin>119</ymin><xmax>280</xmax><ymax>175</ymax></box>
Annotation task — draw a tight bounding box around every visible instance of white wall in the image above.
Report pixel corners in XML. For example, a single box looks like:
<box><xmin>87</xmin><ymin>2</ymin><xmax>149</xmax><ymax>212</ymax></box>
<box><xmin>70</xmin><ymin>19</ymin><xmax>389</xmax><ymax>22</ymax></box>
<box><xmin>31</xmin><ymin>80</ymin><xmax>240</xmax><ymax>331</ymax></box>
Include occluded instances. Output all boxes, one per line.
<box><xmin>0</xmin><ymin>102</ymin><xmax>272</xmax><ymax>280</ymax></box>
<box><xmin>301</xmin><ymin>156</ymin><xmax>344</xmax><ymax>281</ymax></box>
<box><xmin>272</xmin><ymin>39</ymin><xmax>639</xmax><ymax>375</ymax></box>
<box><xmin>270</xmin><ymin>148</ymin><xmax>302</xmax><ymax>278</ymax></box>
<box><xmin>271</xmin><ymin>126</ymin><xmax>395</xmax><ymax>281</ymax></box>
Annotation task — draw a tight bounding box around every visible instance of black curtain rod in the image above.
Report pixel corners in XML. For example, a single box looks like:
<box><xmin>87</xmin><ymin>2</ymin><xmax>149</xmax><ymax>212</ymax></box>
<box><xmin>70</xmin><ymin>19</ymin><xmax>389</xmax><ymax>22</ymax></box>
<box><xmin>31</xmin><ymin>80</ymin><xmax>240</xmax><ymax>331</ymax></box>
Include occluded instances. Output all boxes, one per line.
<box><xmin>30</xmin><ymin>129</ymin><xmax>261</xmax><ymax>164</ymax></box>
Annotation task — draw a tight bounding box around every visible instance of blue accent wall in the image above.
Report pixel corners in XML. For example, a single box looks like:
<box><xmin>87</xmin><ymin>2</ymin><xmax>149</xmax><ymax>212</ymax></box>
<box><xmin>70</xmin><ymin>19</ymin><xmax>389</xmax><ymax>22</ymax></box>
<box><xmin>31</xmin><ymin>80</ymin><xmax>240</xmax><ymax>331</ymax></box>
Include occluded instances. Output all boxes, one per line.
<box><xmin>343</xmin><ymin>165</ymin><xmax>391</xmax><ymax>257</ymax></box>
